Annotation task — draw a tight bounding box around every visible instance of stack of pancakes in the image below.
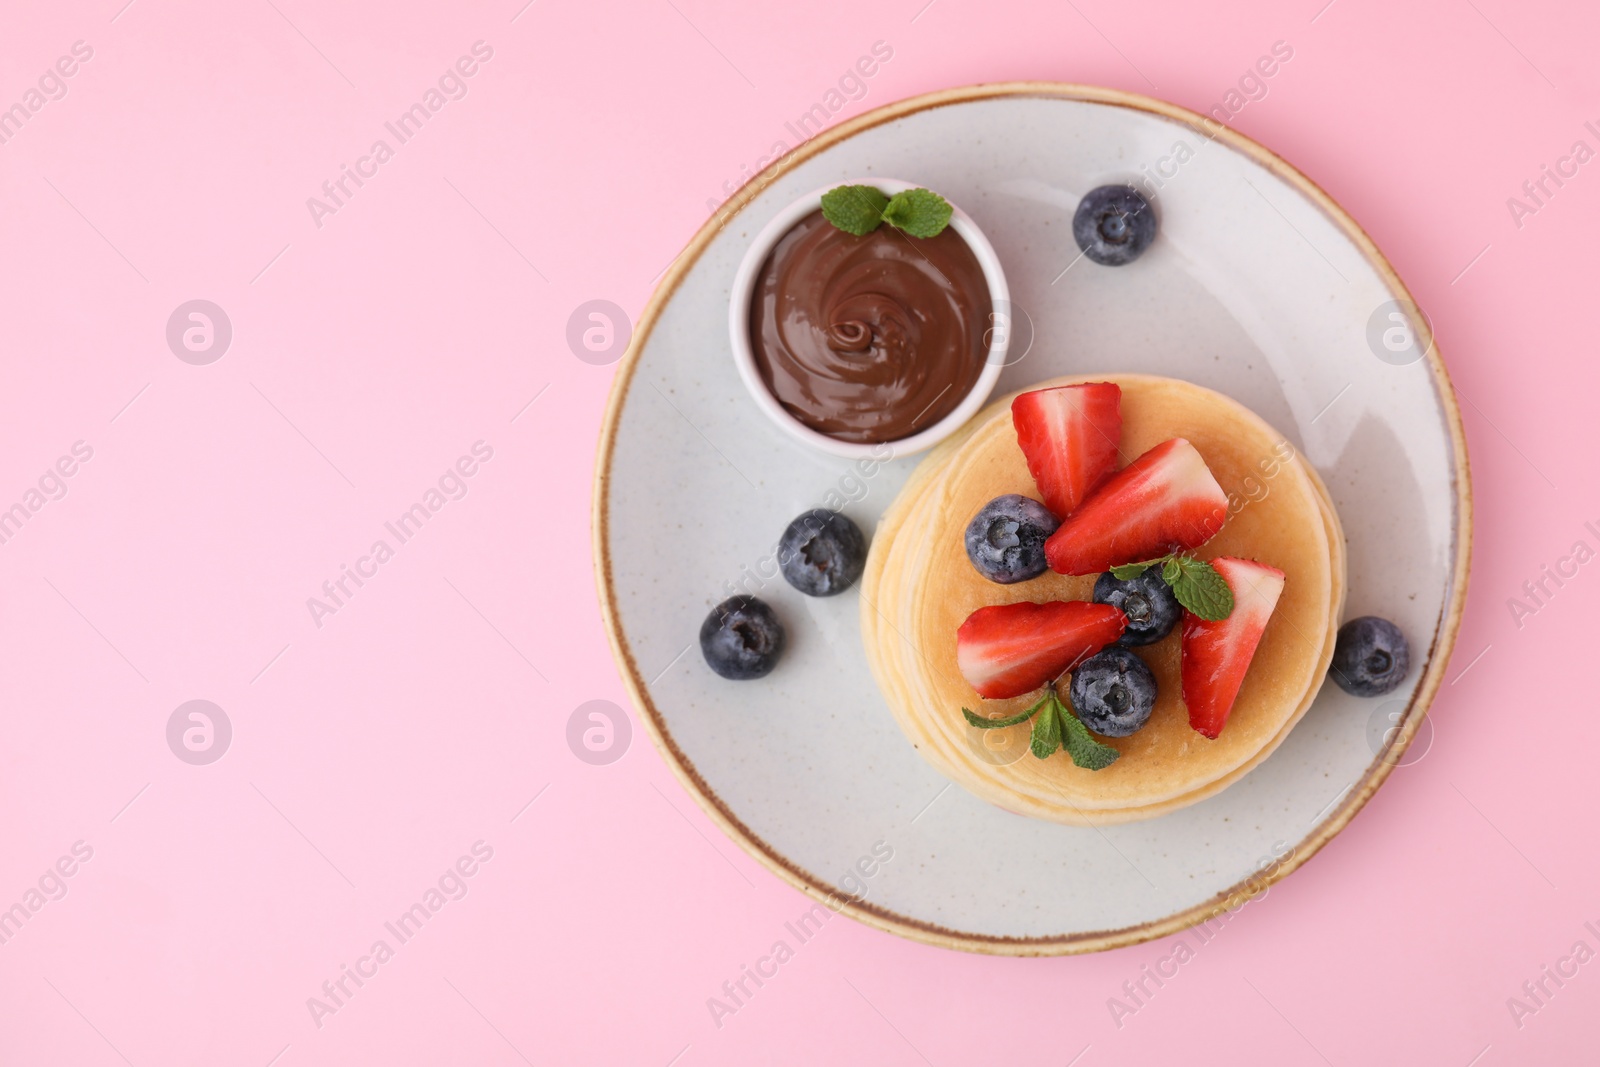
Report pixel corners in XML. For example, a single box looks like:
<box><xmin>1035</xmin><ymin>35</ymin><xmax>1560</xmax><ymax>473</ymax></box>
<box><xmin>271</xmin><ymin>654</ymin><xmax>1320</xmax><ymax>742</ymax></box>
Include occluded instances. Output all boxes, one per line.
<box><xmin>861</xmin><ymin>375</ymin><xmax>1346</xmax><ymax>824</ymax></box>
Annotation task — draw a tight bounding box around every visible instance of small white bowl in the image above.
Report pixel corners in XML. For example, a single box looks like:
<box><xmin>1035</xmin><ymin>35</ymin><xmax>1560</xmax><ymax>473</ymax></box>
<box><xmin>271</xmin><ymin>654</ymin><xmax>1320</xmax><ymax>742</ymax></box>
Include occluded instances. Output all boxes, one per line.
<box><xmin>728</xmin><ymin>179</ymin><xmax>1010</xmax><ymax>458</ymax></box>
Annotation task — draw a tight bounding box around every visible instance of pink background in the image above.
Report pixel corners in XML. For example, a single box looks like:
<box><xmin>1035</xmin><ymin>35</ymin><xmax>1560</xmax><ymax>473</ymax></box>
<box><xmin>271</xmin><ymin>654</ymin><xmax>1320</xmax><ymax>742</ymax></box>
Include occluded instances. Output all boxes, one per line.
<box><xmin>0</xmin><ymin>0</ymin><xmax>1594</xmax><ymax>1063</ymax></box>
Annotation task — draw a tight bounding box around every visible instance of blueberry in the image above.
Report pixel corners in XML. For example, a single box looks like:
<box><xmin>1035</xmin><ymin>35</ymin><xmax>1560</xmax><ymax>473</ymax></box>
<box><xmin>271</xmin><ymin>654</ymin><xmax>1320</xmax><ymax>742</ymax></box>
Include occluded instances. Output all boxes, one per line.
<box><xmin>1093</xmin><ymin>570</ymin><xmax>1181</xmax><ymax>647</ymax></box>
<box><xmin>778</xmin><ymin>509</ymin><xmax>866</xmax><ymax>596</ymax></box>
<box><xmin>963</xmin><ymin>494</ymin><xmax>1060</xmax><ymax>584</ymax></box>
<box><xmin>1072</xmin><ymin>185</ymin><xmax>1157</xmax><ymax>266</ymax></box>
<box><xmin>1068</xmin><ymin>648</ymin><xmax>1157</xmax><ymax>737</ymax></box>
<box><xmin>1330</xmin><ymin>616</ymin><xmax>1410</xmax><ymax>697</ymax></box>
<box><xmin>700</xmin><ymin>596</ymin><xmax>785</xmax><ymax>680</ymax></box>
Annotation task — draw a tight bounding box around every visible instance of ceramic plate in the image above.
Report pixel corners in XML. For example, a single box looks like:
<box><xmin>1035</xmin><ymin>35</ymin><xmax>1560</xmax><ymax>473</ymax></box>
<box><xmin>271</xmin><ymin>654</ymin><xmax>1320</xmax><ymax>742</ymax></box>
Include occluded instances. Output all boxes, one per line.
<box><xmin>594</xmin><ymin>84</ymin><xmax>1471</xmax><ymax>954</ymax></box>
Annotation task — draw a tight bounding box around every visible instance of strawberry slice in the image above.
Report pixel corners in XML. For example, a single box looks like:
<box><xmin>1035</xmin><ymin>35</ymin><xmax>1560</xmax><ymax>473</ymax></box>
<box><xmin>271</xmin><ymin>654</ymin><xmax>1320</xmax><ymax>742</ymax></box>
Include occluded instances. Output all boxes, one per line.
<box><xmin>1043</xmin><ymin>438</ymin><xmax>1228</xmax><ymax>575</ymax></box>
<box><xmin>956</xmin><ymin>600</ymin><xmax>1126</xmax><ymax>699</ymax></box>
<box><xmin>1011</xmin><ymin>383</ymin><xmax>1122</xmax><ymax>518</ymax></box>
<box><xmin>1181</xmin><ymin>558</ymin><xmax>1286</xmax><ymax>739</ymax></box>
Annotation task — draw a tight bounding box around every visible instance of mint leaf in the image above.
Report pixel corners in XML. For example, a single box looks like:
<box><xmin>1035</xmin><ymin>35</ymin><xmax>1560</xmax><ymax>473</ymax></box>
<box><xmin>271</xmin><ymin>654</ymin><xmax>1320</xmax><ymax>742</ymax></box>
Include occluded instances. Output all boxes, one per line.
<box><xmin>1059</xmin><ymin>706</ymin><xmax>1121</xmax><ymax>770</ymax></box>
<box><xmin>987</xmin><ymin>689</ymin><xmax>1117</xmax><ymax>769</ymax></box>
<box><xmin>821</xmin><ymin>185</ymin><xmax>889</xmax><ymax>236</ymax></box>
<box><xmin>881</xmin><ymin>188</ymin><xmax>953</xmax><ymax>238</ymax></box>
<box><xmin>1170</xmin><ymin>557</ymin><xmax>1234</xmax><ymax>621</ymax></box>
<box><xmin>1029</xmin><ymin>696</ymin><xmax>1062</xmax><ymax>760</ymax></box>
<box><xmin>1104</xmin><ymin>553</ymin><xmax>1237</xmax><ymax>622</ymax></box>
<box><xmin>962</xmin><ymin>694</ymin><xmax>1047</xmax><ymax>731</ymax></box>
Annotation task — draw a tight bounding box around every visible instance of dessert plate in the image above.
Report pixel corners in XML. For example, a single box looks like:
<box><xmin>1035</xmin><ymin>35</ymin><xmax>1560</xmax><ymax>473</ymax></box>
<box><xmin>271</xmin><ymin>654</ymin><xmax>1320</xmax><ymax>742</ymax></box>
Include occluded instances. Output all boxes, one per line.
<box><xmin>594</xmin><ymin>83</ymin><xmax>1471</xmax><ymax>954</ymax></box>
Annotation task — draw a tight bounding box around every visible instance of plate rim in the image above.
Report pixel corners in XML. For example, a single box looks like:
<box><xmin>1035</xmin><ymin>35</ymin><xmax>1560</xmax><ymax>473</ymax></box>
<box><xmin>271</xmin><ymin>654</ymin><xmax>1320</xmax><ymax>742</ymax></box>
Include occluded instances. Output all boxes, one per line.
<box><xmin>592</xmin><ymin>81</ymin><xmax>1474</xmax><ymax>956</ymax></box>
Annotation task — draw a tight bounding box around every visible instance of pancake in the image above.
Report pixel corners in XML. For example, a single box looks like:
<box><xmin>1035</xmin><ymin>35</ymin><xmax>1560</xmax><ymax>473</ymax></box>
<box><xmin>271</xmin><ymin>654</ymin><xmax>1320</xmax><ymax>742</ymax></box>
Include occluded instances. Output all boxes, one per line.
<box><xmin>861</xmin><ymin>375</ymin><xmax>1346</xmax><ymax>823</ymax></box>
<box><xmin>865</xmin><ymin>378</ymin><xmax>1339</xmax><ymax>819</ymax></box>
<box><xmin>867</xmin><ymin>471</ymin><xmax>1343</xmax><ymax>824</ymax></box>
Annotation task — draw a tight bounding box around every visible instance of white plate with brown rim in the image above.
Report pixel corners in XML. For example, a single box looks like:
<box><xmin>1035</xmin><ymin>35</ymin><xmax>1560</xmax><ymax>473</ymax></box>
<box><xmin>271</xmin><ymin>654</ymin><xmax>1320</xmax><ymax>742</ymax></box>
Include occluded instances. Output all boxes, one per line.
<box><xmin>593</xmin><ymin>83</ymin><xmax>1472</xmax><ymax>955</ymax></box>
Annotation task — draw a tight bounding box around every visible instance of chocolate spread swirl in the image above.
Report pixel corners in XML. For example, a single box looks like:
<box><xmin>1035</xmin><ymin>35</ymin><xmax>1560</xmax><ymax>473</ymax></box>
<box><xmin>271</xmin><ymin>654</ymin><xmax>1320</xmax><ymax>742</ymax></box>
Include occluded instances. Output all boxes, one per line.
<box><xmin>747</xmin><ymin>210</ymin><xmax>992</xmax><ymax>444</ymax></box>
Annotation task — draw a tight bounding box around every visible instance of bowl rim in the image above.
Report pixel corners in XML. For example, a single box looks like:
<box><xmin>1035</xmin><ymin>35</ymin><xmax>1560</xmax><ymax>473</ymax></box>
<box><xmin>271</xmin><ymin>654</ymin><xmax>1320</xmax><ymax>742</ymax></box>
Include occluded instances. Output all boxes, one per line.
<box><xmin>593</xmin><ymin>81</ymin><xmax>1474</xmax><ymax>957</ymax></box>
<box><xmin>727</xmin><ymin>177</ymin><xmax>1011</xmax><ymax>458</ymax></box>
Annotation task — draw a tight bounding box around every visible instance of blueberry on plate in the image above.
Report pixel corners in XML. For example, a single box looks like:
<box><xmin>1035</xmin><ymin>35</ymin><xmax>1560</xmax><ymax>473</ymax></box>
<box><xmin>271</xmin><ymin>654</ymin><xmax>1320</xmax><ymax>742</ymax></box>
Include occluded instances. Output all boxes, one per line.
<box><xmin>778</xmin><ymin>509</ymin><xmax>867</xmax><ymax>596</ymax></box>
<box><xmin>700</xmin><ymin>596</ymin><xmax>785</xmax><ymax>680</ymax></box>
<box><xmin>1330</xmin><ymin>616</ymin><xmax>1410</xmax><ymax>696</ymax></box>
<box><xmin>1073</xmin><ymin>185</ymin><xmax>1157</xmax><ymax>266</ymax></box>
<box><xmin>1093</xmin><ymin>569</ymin><xmax>1181</xmax><ymax>647</ymax></box>
<box><xmin>964</xmin><ymin>494</ymin><xmax>1060</xmax><ymax>584</ymax></box>
<box><xmin>1069</xmin><ymin>647</ymin><xmax>1157</xmax><ymax>737</ymax></box>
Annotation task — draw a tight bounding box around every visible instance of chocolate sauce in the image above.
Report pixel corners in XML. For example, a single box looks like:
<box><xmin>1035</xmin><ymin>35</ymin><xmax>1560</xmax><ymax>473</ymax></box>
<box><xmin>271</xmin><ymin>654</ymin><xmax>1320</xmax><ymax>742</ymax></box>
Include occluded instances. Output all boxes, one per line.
<box><xmin>748</xmin><ymin>210</ymin><xmax>992</xmax><ymax>444</ymax></box>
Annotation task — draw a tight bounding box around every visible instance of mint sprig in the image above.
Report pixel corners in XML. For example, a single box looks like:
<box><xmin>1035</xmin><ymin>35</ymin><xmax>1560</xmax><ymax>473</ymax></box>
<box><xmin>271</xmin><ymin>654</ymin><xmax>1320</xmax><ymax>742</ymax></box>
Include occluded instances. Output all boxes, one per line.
<box><xmin>1029</xmin><ymin>694</ymin><xmax>1063</xmax><ymax>760</ymax></box>
<box><xmin>961</xmin><ymin>684</ymin><xmax>1120</xmax><ymax>771</ymax></box>
<box><xmin>1060</xmin><ymin>711</ymin><xmax>1121</xmax><ymax>771</ymax></box>
<box><xmin>1109</xmin><ymin>554</ymin><xmax>1235</xmax><ymax>622</ymax></box>
<box><xmin>962</xmin><ymin>693</ymin><xmax>1048</xmax><ymax>731</ymax></box>
<box><xmin>820</xmin><ymin>185</ymin><xmax>953</xmax><ymax>238</ymax></box>
<box><xmin>819</xmin><ymin>185</ymin><xmax>890</xmax><ymax>236</ymax></box>
<box><xmin>880</xmin><ymin>188</ymin><xmax>953</xmax><ymax>237</ymax></box>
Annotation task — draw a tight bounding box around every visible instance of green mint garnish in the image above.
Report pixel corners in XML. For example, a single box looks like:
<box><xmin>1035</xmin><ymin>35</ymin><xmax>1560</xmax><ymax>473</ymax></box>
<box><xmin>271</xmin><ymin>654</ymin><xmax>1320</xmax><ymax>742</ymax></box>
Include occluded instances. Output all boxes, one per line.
<box><xmin>1029</xmin><ymin>694</ymin><xmax>1063</xmax><ymax>760</ymax></box>
<box><xmin>1170</xmin><ymin>557</ymin><xmax>1234</xmax><ymax>620</ymax></box>
<box><xmin>820</xmin><ymin>185</ymin><xmax>953</xmax><ymax>238</ymax></box>
<box><xmin>962</xmin><ymin>684</ymin><xmax>1119</xmax><ymax>771</ymax></box>
<box><xmin>1060</xmin><ymin>710</ymin><xmax>1121</xmax><ymax>771</ymax></box>
<box><xmin>820</xmin><ymin>185</ymin><xmax>890</xmax><ymax>236</ymax></box>
<box><xmin>879</xmin><ymin>188</ymin><xmax>953</xmax><ymax>238</ymax></box>
<box><xmin>962</xmin><ymin>692</ymin><xmax>1049</xmax><ymax>730</ymax></box>
<box><xmin>1112</xmin><ymin>553</ymin><xmax>1235</xmax><ymax>622</ymax></box>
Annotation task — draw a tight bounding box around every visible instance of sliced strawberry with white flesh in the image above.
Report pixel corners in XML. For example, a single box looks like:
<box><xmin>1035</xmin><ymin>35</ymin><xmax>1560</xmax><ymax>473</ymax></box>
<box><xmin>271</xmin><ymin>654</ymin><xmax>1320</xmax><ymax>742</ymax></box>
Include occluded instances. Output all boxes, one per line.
<box><xmin>956</xmin><ymin>600</ymin><xmax>1126</xmax><ymax>700</ymax></box>
<box><xmin>1181</xmin><ymin>558</ymin><xmax>1286</xmax><ymax>739</ymax></box>
<box><xmin>1043</xmin><ymin>438</ymin><xmax>1228</xmax><ymax>575</ymax></box>
<box><xmin>1011</xmin><ymin>383</ymin><xmax>1122</xmax><ymax>519</ymax></box>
